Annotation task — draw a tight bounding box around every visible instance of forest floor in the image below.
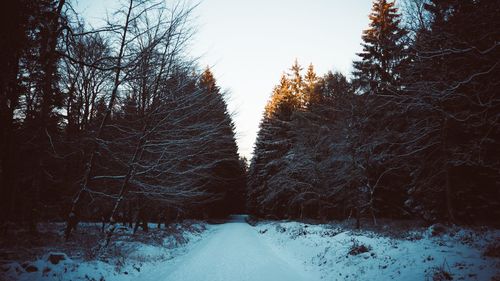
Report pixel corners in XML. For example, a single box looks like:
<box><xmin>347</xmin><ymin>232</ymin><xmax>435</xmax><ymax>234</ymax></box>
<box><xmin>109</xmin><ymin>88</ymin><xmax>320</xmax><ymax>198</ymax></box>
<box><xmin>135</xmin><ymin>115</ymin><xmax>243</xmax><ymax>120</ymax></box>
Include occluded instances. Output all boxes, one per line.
<box><xmin>1</xmin><ymin>216</ymin><xmax>499</xmax><ymax>281</ymax></box>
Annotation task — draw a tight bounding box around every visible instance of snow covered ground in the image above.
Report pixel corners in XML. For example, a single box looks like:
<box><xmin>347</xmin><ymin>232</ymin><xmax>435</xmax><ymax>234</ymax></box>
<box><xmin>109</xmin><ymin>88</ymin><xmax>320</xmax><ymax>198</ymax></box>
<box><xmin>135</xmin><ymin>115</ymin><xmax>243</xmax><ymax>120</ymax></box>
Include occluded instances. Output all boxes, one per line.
<box><xmin>1</xmin><ymin>217</ymin><xmax>499</xmax><ymax>281</ymax></box>
<box><xmin>0</xmin><ymin>221</ymin><xmax>212</xmax><ymax>281</ymax></box>
<box><xmin>145</xmin><ymin>215</ymin><xmax>320</xmax><ymax>281</ymax></box>
<box><xmin>254</xmin><ymin>220</ymin><xmax>500</xmax><ymax>281</ymax></box>
<box><xmin>1</xmin><ymin>216</ymin><xmax>321</xmax><ymax>281</ymax></box>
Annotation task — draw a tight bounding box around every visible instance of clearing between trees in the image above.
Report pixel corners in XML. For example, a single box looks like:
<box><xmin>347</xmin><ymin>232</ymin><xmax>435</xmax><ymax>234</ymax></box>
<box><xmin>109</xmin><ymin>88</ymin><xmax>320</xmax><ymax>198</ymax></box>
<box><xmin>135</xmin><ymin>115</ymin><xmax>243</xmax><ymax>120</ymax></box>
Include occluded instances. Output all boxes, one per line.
<box><xmin>1</xmin><ymin>215</ymin><xmax>499</xmax><ymax>281</ymax></box>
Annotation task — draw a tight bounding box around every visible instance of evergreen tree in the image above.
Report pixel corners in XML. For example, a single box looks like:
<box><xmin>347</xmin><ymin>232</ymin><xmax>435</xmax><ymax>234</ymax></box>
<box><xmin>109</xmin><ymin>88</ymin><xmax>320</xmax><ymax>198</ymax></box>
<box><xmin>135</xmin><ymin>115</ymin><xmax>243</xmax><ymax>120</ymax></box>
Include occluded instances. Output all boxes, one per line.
<box><xmin>319</xmin><ymin>71</ymin><xmax>352</xmax><ymax>109</ymax></box>
<box><xmin>348</xmin><ymin>0</ymin><xmax>412</xmax><ymax>223</ymax></box>
<box><xmin>0</xmin><ymin>0</ymin><xmax>68</xmax><ymax>232</ymax></box>
<box><xmin>288</xmin><ymin>60</ymin><xmax>306</xmax><ymax>106</ymax></box>
<box><xmin>403</xmin><ymin>0</ymin><xmax>500</xmax><ymax>222</ymax></box>
<box><xmin>248</xmin><ymin>71</ymin><xmax>298</xmax><ymax>217</ymax></box>
<box><xmin>264</xmin><ymin>74</ymin><xmax>297</xmax><ymax>119</ymax></box>
<box><xmin>0</xmin><ymin>0</ymin><xmax>33</xmax><ymax>229</ymax></box>
<box><xmin>304</xmin><ymin>64</ymin><xmax>320</xmax><ymax>106</ymax></box>
<box><xmin>197</xmin><ymin>68</ymin><xmax>246</xmax><ymax>217</ymax></box>
<box><xmin>249</xmin><ymin>62</ymin><xmax>335</xmax><ymax>219</ymax></box>
<box><xmin>353</xmin><ymin>0</ymin><xmax>407</xmax><ymax>95</ymax></box>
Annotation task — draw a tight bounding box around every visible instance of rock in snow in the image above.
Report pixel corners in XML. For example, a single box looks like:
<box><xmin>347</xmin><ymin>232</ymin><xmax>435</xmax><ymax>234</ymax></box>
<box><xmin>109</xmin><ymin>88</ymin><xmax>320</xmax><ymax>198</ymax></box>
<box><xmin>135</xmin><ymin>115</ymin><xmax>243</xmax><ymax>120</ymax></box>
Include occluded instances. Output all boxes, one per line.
<box><xmin>46</xmin><ymin>253</ymin><xmax>69</xmax><ymax>265</ymax></box>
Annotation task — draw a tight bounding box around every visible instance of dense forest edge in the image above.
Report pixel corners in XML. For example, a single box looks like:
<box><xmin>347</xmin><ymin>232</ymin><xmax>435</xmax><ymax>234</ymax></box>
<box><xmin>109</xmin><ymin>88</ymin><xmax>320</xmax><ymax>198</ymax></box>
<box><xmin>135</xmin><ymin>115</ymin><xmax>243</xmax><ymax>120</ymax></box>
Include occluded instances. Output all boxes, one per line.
<box><xmin>247</xmin><ymin>0</ymin><xmax>500</xmax><ymax>226</ymax></box>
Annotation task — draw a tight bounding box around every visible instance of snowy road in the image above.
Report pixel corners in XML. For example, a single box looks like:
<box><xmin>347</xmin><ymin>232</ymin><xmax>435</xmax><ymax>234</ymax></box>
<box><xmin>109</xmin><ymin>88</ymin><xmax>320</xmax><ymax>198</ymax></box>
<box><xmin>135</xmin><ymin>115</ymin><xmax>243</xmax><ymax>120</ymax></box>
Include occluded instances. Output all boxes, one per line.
<box><xmin>140</xmin><ymin>215</ymin><xmax>319</xmax><ymax>281</ymax></box>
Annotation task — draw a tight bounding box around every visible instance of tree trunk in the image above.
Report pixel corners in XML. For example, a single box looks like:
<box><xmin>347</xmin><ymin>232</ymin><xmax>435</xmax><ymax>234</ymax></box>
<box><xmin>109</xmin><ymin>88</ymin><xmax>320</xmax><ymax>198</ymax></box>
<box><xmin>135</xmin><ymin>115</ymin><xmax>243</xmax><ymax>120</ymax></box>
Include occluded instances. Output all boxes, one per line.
<box><xmin>66</xmin><ymin>0</ymin><xmax>134</xmax><ymax>240</ymax></box>
<box><xmin>442</xmin><ymin>116</ymin><xmax>456</xmax><ymax>223</ymax></box>
<box><xmin>355</xmin><ymin>207</ymin><xmax>361</xmax><ymax>229</ymax></box>
<box><xmin>444</xmin><ymin>164</ymin><xmax>456</xmax><ymax>223</ymax></box>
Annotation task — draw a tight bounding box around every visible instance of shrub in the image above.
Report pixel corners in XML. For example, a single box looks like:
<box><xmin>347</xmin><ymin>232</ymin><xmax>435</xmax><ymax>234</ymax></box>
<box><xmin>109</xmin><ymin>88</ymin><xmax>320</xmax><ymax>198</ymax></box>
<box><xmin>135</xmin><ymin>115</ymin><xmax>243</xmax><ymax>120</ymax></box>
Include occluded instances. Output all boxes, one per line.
<box><xmin>348</xmin><ymin>239</ymin><xmax>371</xmax><ymax>255</ymax></box>
<box><xmin>427</xmin><ymin>261</ymin><xmax>453</xmax><ymax>281</ymax></box>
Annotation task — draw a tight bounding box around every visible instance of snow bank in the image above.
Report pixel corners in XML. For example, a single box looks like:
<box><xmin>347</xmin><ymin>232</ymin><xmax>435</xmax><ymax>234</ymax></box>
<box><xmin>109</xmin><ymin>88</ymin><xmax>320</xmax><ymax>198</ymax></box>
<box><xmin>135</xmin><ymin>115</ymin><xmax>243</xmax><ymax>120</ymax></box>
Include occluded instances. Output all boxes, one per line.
<box><xmin>254</xmin><ymin>221</ymin><xmax>500</xmax><ymax>281</ymax></box>
<box><xmin>1</xmin><ymin>221</ymin><xmax>213</xmax><ymax>281</ymax></box>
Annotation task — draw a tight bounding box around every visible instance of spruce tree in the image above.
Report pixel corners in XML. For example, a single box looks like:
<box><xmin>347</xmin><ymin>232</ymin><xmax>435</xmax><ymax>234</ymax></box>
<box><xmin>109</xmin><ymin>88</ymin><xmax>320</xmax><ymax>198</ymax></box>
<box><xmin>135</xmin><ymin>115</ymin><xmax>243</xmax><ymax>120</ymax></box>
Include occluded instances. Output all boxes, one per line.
<box><xmin>248</xmin><ymin>72</ymin><xmax>297</xmax><ymax>217</ymax></box>
<box><xmin>264</xmin><ymin>74</ymin><xmax>297</xmax><ymax>119</ymax></box>
<box><xmin>288</xmin><ymin>60</ymin><xmax>306</xmax><ymax>107</ymax></box>
<box><xmin>353</xmin><ymin>0</ymin><xmax>407</xmax><ymax>95</ymax></box>
<box><xmin>304</xmin><ymin>64</ymin><xmax>320</xmax><ymax>106</ymax></box>
<box><xmin>348</xmin><ymin>0</ymin><xmax>412</xmax><ymax>222</ymax></box>
<box><xmin>249</xmin><ymin>61</ymin><xmax>327</xmax><ymax>218</ymax></box>
<box><xmin>197</xmin><ymin>68</ymin><xmax>246</xmax><ymax>216</ymax></box>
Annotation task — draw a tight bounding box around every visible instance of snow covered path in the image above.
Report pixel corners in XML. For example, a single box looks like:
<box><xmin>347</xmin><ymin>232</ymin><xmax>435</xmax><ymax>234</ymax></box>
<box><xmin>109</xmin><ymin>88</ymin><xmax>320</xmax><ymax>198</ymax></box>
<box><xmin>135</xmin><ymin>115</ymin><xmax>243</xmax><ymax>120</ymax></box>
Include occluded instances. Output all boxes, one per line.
<box><xmin>140</xmin><ymin>215</ymin><xmax>319</xmax><ymax>281</ymax></box>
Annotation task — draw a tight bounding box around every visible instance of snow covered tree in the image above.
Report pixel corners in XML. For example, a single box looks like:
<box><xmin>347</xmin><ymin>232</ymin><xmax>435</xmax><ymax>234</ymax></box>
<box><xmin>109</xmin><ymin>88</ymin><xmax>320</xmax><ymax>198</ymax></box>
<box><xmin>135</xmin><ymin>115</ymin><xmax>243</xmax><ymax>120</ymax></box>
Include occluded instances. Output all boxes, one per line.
<box><xmin>249</xmin><ymin>61</ymin><xmax>314</xmax><ymax>217</ymax></box>
<box><xmin>93</xmin><ymin>63</ymin><xmax>246</xmax><ymax>244</ymax></box>
<box><xmin>402</xmin><ymin>0</ymin><xmax>500</xmax><ymax>223</ymax></box>
<box><xmin>194</xmin><ymin>68</ymin><xmax>246</xmax><ymax>217</ymax></box>
<box><xmin>347</xmin><ymin>0</ymin><xmax>412</xmax><ymax>223</ymax></box>
<box><xmin>248</xmin><ymin>74</ymin><xmax>296</xmax><ymax>217</ymax></box>
<box><xmin>249</xmin><ymin>62</ymin><xmax>359</xmax><ymax>220</ymax></box>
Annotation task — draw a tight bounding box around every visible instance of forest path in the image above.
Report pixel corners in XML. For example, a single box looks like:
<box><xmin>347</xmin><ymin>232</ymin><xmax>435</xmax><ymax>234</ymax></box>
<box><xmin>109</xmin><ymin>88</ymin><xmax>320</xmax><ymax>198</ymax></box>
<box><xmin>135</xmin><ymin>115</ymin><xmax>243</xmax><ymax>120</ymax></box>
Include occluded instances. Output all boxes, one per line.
<box><xmin>139</xmin><ymin>215</ymin><xmax>319</xmax><ymax>281</ymax></box>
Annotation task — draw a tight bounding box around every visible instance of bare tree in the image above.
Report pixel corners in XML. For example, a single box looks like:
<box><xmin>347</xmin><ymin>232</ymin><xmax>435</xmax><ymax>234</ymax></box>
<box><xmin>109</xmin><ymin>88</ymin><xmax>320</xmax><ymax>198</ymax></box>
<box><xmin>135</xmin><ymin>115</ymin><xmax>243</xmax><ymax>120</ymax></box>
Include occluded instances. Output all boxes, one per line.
<box><xmin>60</xmin><ymin>27</ymin><xmax>112</xmax><ymax>135</ymax></box>
<box><xmin>101</xmin><ymin>2</ymin><xmax>199</xmax><ymax>242</ymax></box>
<box><xmin>65</xmin><ymin>0</ymin><xmax>166</xmax><ymax>239</ymax></box>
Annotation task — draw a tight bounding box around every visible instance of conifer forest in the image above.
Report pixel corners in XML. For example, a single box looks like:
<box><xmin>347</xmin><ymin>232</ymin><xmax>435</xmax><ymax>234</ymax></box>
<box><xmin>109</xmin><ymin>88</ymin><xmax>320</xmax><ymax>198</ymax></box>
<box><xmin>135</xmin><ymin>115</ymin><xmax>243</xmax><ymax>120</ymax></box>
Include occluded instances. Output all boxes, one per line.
<box><xmin>0</xmin><ymin>0</ymin><xmax>499</xmax><ymax>280</ymax></box>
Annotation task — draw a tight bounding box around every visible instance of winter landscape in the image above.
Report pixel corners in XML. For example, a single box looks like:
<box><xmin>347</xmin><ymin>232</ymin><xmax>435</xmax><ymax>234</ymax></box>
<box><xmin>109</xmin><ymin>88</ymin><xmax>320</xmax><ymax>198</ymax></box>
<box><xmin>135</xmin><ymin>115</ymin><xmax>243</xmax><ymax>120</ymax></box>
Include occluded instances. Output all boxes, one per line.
<box><xmin>1</xmin><ymin>0</ymin><xmax>499</xmax><ymax>280</ymax></box>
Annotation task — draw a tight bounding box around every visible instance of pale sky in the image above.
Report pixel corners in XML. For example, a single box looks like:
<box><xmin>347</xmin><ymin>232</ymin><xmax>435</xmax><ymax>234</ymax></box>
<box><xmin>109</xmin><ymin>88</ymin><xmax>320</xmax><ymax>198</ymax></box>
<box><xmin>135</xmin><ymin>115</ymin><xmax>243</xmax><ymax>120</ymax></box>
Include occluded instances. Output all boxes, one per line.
<box><xmin>74</xmin><ymin>0</ymin><xmax>373</xmax><ymax>159</ymax></box>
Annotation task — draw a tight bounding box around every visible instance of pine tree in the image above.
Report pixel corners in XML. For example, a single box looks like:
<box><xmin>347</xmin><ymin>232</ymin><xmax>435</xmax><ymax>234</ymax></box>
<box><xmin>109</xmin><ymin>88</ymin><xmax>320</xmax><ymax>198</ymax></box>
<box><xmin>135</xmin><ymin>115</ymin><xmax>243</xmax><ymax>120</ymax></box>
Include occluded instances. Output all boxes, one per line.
<box><xmin>200</xmin><ymin>67</ymin><xmax>219</xmax><ymax>94</ymax></box>
<box><xmin>197</xmin><ymin>68</ymin><xmax>246</xmax><ymax>217</ymax></box>
<box><xmin>249</xmin><ymin>61</ymin><xmax>335</xmax><ymax>219</ymax></box>
<box><xmin>353</xmin><ymin>0</ymin><xmax>407</xmax><ymax>95</ymax></box>
<box><xmin>304</xmin><ymin>64</ymin><xmax>320</xmax><ymax>106</ymax></box>
<box><xmin>264</xmin><ymin>74</ymin><xmax>297</xmax><ymax>119</ymax></box>
<box><xmin>348</xmin><ymin>0</ymin><xmax>412</xmax><ymax>223</ymax></box>
<box><xmin>319</xmin><ymin>71</ymin><xmax>352</xmax><ymax>109</ymax></box>
<box><xmin>249</xmin><ymin>71</ymin><xmax>297</xmax><ymax>217</ymax></box>
<box><xmin>288</xmin><ymin>60</ymin><xmax>306</xmax><ymax>106</ymax></box>
<box><xmin>10</xmin><ymin>0</ymin><xmax>68</xmax><ymax>232</ymax></box>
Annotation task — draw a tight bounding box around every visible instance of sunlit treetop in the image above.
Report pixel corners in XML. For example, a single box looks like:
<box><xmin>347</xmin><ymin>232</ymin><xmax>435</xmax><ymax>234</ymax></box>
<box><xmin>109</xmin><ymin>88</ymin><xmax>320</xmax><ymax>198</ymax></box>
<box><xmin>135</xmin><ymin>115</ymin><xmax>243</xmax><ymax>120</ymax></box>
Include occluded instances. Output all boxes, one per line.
<box><xmin>365</xmin><ymin>0</ymin><xmax>401</xmax><ymax>40</ymax></box>
<box><xmin>199</xmin><ymin>67</ymin><xmax>220</xmax><ymax>94</ymax></box>
<box><xmin>264</xmin><ymin>61</ymin><xmax>321</xmax><ymax>119</ymax></box>
<box><xmin>353</xmin><ymin>0</ymin><xmax>407</xmax><ymax>95</ymax></box>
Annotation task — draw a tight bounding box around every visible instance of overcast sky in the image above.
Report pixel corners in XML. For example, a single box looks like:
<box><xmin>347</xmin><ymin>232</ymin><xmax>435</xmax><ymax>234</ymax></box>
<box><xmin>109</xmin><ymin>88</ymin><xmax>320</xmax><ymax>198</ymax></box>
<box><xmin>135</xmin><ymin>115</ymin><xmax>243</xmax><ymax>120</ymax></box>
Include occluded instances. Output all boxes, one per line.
<box><xmin>75</xmin><ymin>0</ymin><xmax>373</xmax><ymax>159</ymax></box>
